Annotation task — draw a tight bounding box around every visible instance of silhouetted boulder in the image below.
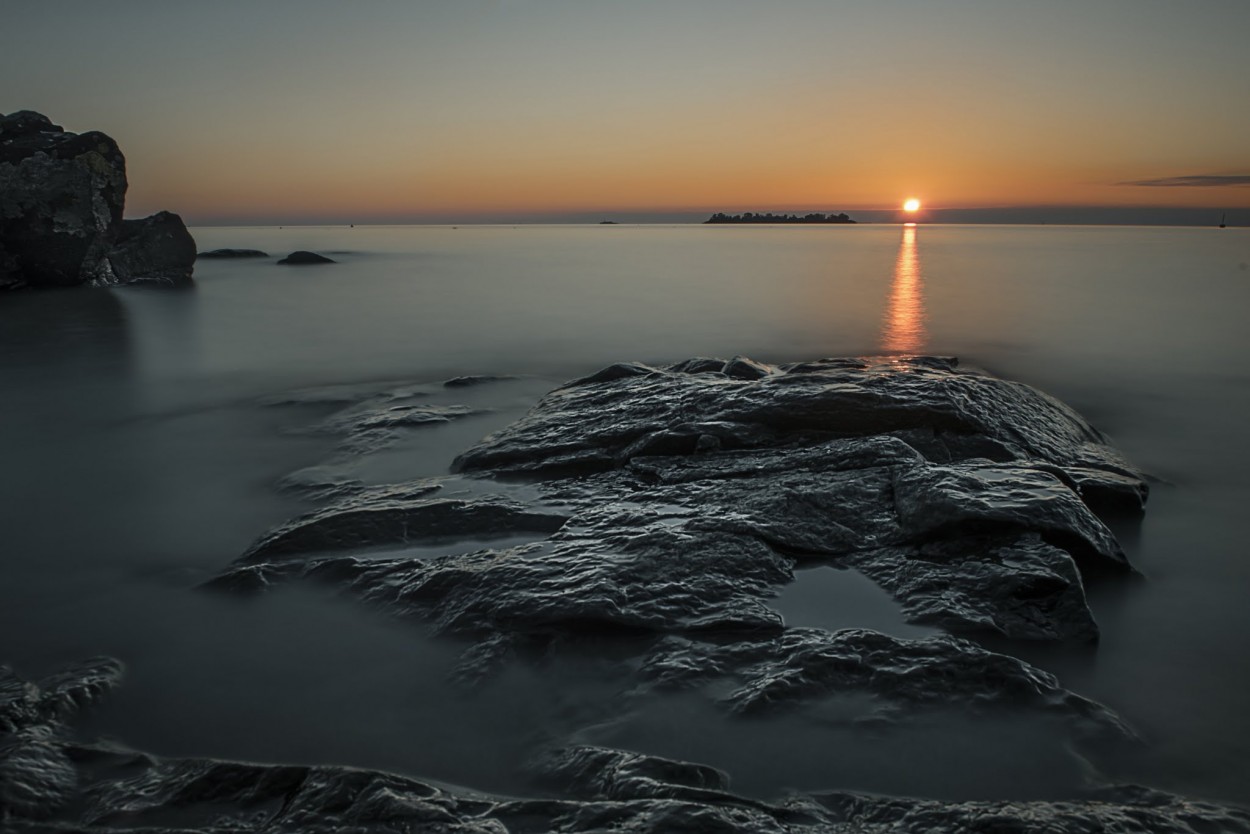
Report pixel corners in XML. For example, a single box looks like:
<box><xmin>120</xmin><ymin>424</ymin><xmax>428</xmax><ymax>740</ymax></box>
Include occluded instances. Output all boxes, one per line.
<box><xmin>0</xmin><ymin>110</ymin><xmax>195</xmax><ymax>289</ymax></box>
<box><xmin>277</xmin><ymin>250</ymin><xmax>335</xmax><ymax>265</ymax></box>
<box><xmin>197</xmin><ymin>248</ymin><xmax>268</xmax><ymax>259</ymax></box>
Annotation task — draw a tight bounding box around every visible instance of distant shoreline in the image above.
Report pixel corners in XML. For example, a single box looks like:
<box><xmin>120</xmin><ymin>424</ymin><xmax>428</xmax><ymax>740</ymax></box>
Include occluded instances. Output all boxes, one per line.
<box><xmin>704</xmin><ymin>211</ymin><xmax>855</xmax><ymax>224</ymax></box>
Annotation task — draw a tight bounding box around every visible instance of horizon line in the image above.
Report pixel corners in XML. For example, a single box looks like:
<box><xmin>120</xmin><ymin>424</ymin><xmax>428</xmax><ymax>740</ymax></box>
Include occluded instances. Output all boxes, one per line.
<box><xmin>177</xmin><ymin>204</ymin><xmax>1245</xmax><ymax>228</ymax></box>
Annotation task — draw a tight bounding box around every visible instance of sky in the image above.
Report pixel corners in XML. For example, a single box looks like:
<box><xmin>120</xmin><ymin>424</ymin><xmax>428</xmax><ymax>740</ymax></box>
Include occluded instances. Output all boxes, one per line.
<box><xmin>3</xmin><ymin>0</ymin><xmax>1249</xmax><ymax>224</ymax></box>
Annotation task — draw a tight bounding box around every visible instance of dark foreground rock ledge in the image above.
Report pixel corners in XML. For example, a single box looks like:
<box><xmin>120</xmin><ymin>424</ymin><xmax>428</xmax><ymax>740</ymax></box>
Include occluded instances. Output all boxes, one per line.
<box><xmin>0</xmin><ymin>110</ymin><xmax>195</xmax><ymax>290</ymax></box>
<box><xmin>2</xmin><ymin>659</ymin><xmax>1248</xmax><ymax>833</ymax></box>
<box><xmin>219</xmin><ymin>356</ymin><xmax>1147</xmax><ymax>647</ymax></box>
<box><xmin>5</xmin><ymin>358</ymin><xmax>1239</xmax><ymax>831</ymax></box>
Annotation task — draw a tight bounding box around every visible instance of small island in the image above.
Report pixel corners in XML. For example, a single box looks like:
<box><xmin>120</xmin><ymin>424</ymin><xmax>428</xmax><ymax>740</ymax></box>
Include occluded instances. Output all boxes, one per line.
<box><xmin>704</xmin><ymin>211</ymin><xmax>856</xmax><ymax>224</ymax></box>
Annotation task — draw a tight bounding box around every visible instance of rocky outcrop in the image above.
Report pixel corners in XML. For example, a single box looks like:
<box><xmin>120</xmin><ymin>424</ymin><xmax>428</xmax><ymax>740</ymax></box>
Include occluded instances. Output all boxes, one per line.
<box><xmin>5</xmin><ymin>358</ymin><xmax>1244</xmax><ymax>830</ymax></box>
<box><xmin>2</xmin><ymin>658</ymin><xmax>1247</xmax><ymax>833</ymax></box>
<box><xmin>107</xmin><ymin>211</ymin><xmax>197</xmax><ymax>286</ymax></box>
<box><xmin>0</xmin><ymin>110</ymin><xmax>194</xmax><ymax>289</ymax></box>
<box><xmin>206</xmin><ymin>357</ymin><xmax>1153</xmax><ymax>775</ymax></box>
<box><xmin>216</xmin><ymin>356</ymin><xmax>1149</xmax><ymax>657</ymax></box>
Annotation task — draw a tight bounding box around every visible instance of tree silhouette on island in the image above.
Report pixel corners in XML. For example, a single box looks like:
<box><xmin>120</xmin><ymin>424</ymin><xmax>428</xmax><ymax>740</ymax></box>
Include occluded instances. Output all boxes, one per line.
<box><xmin>705</xmin><ymin>211</ymin><xmax>856</xmax><ymax>224</ymax></box>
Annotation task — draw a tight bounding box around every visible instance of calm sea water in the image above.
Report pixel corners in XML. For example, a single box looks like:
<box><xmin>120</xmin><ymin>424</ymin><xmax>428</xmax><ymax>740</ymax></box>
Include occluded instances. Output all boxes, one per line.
<box><xmin>2</xmin><ymin>224</ymin><xmax>1249</xmax><ymax>803</ymax></box>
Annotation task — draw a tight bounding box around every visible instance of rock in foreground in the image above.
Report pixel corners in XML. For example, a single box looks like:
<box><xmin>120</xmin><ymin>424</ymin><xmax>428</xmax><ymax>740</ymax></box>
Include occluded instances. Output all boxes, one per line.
<box><xmin>223</xmin><ymin>356</ymin><xmax>1144</xmax><ymax>646</ymax></box>
<box><xmin>207</xmin><ymin>356</ymin><xmax>1154</xmax><ymax>788</ymax></box>
<box><xmin>1</xmin><ymin>659</ymin><xmax>1247</xmax><ymax>833</ymax></box>
<box><xmin>0</xmin><ymin>110</ymin><xmax>195</xmax><ymax>289</ymax></box>
<box><xmin>5</xmin><ymin>358</ymin><xmax>1236</xmax><ymax>831</ymax></box>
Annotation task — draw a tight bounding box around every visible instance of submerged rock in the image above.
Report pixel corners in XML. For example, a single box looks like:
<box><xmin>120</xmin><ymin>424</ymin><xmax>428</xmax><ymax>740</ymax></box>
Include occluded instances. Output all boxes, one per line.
<box><xmin>277</xmin><ymin>250</ymin><xmax>335</xmax><ymax>265</ymax></box>
<box><xmin>445</xmin><ymin>374</ymin><xmax>516</xmax><ymax>388</ymax></box>
<box><xmin>0</xmin><ymin>110</ymin><xmax>195</xmax><ymax>289</ymax></box>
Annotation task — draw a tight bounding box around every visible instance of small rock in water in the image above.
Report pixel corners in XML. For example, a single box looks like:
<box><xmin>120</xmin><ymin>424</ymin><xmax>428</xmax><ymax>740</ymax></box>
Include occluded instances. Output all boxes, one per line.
<box><xmin>196</xmin><ymin>248</ymin><xmax>269</xmax><ymax>259</ymax></box>
<box><xmin>276</xmin><ymin>250</ymin><xmax>335</xmax><ymax>265</ymax></box>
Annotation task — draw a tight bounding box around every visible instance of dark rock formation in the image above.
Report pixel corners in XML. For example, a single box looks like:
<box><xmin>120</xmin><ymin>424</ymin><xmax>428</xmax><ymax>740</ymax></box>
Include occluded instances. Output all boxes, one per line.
<box><xmin>232</xmin><ymin>488</ymin><xmax>569</xmax><ymax>565</ymax></box>
<box><xmin>107</xmin><ymin>211</ymin><xmax>197</xmax><ymax>286</ymax></box>
<box><xmin>5</xmin><ymin>358</ymin><xmax>1243</xmax><ymax>829</ymax></box>
<box><xmin>530</xmin><ymin>745</ymin><xmax>733</xmax><ymax>801</ymax></box>
<box><xmin>0</xmin><ymin>111</ymin><xmax>125</xmax><ymax>288</ymax></box>
<box><xmin>0</xmin><ymin>110</ymin><xmax>195</xmax><ymax>289</ymax></box>
<box><xmin>277</xmin><ymin>250</ymin><xmax>335</xmax><ymax>265</ymax></box>
<box><xmin>209</xmin><ymin>356</ymin><xmax>1152</xmax><ymax>760</ymax></box>
<box><xmin>2</xmin><ymin>658</ymin><xmax>1248</xmax><ymax>833</ymax></box>
<box><xmin>214</xmin><ymin>358</ymin><xmax>1150</xmax><ymax>673</ymax></box>
<box><xmin>1</xmin><ymin>657</ymin><xmax>123</xmax><ymax>819</ymax></box>
<box><xmin>134</xmin><ymin>354</ymin><xmax>1250</xmax><ymax>832</ymax></box>
<box><xmin>196</xmin><ymin>248</ymin><xmax>268</xmax><ymax>259</ymax></box>
<box><xmin>638</xmin><ymin>628</ymin><xmax>1130</xmax><ymax>740</ymax></box>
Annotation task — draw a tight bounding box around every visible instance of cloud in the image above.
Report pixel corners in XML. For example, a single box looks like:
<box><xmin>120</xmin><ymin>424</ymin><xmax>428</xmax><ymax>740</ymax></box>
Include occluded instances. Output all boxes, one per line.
<box><xmin>1120</xmin><ymin>175</ymin><xmax>1250</xmax><ymax>187</ymax></box>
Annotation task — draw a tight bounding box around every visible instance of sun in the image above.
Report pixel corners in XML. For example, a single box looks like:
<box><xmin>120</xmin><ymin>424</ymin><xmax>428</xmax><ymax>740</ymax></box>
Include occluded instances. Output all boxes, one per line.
<box><xmin>903</xmin><ymin>198</ymin><xmax>921</xmax><ymax>213</ymax></box>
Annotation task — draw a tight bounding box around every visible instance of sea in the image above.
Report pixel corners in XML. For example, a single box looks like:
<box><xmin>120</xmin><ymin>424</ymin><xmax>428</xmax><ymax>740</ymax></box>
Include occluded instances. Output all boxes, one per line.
<box><xmin>2</xmin><ymin>223</ymin><xmax>1248</xmax><ymax>804</ymax></box>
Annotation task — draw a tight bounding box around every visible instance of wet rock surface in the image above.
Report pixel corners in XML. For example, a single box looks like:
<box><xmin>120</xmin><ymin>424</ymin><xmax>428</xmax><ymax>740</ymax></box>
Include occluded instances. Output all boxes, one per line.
<box><xmin>0</xmin><ymin>110</ymin><xmax>195</xmax><ymax>289</ymax></box>
<box><xmin>9</xmin><ymin>356</ymin><xmax>1231</xmax><ymax>831</ymax></box>
<box><xmin>215</xmin><ymin>356</ymin><xmax>1149</xmax><ymax>692</ymax></box>
<box><xmin>3</xmin><ymin>659</ymin><xmax>1248</xmax><ymax>833</ymax></box>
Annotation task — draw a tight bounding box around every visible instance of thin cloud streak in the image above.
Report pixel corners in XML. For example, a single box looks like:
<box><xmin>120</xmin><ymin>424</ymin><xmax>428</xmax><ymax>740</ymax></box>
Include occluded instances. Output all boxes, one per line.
<box><xmin>1121</xmin><ymin>175</ymin><xmax>1250</xmax><ymax>187</ymax></box>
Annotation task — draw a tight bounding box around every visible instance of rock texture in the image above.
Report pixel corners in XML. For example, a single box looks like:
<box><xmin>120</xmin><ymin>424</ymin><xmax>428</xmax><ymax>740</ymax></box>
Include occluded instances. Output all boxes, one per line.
<box><xmin>107</xmin><ymin>211</ymin><xmax>197</xmax><ymax>286</ymax></box>
<box><xmin>5</xmin><ymin>357</ymin><xmax>1245</xmax><ymax>831</ymax></box>
<box><xmin>223</xmin><ymin>356</ymin><xmax>1143</xmax><ymax>643</ymax></box>
<box><xmin>0</xmin><ymin>110</ymin><xmax>195</xmax><ymax>289</ymax></box>
<box><xmin>2</xmin><ymin>659</ymin><xmax>1248</xmax><ymax>833</ymax></box>
<box><xmin>208</xmin><ymin>357</ymin><xmax>1152</xmax><ymax>765</ymax></box>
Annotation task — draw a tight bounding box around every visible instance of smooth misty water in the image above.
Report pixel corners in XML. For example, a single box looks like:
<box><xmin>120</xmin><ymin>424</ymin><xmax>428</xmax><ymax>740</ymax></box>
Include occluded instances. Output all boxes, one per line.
<box><xmin>2</xmin><ymin>224</ymin><xmax>1249</xmax><ymax>803</ymax></box>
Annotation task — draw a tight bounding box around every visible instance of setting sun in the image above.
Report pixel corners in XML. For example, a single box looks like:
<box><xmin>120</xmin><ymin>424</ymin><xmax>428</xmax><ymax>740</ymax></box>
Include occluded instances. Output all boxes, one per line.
<box><xmin>903</xmin><ymin>198</ymin><xmax>921</xmax><ymax>213</ymax></box>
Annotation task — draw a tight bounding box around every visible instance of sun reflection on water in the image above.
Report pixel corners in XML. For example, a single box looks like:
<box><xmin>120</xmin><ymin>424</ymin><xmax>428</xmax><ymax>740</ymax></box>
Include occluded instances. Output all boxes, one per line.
<box><xmin>880</xmin><ymin>224</ymin><xmax>926</xmax><ymax>353</ymax></box>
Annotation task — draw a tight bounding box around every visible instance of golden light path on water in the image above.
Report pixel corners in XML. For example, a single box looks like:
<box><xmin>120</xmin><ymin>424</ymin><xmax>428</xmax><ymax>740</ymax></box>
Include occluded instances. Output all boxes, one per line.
<box><xmin>881</xmin><ymin>224</ymin><xmax>926</xmax><ymax>353</ymax></box>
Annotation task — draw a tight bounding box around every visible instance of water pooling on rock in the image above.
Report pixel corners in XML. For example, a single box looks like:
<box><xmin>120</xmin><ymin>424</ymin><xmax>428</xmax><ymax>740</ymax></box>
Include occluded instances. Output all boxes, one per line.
<box><xmin>5</xmin><ymin>355</ymin><xmax>1248</xmax><ymax>832</ymax></box>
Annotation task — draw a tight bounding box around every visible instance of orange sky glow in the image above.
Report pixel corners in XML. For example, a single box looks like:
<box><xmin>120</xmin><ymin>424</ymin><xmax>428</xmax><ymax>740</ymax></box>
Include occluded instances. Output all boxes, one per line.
<box><xmin>7</xmin><ymin>2</ymin><xmax>1249</xmax><ymax>224</ymax></box>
